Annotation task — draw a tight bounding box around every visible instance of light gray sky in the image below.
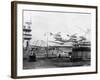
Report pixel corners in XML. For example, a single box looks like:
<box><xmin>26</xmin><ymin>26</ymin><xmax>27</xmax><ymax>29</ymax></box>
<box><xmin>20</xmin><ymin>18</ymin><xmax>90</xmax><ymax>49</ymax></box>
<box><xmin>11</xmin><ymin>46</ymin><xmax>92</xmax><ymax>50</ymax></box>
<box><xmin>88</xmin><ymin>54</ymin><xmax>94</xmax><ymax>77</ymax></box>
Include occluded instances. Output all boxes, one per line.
<box><xmin>23</xmin><ymin>10</ymin><xmax>91</xmax><ymax>42</ymax></box>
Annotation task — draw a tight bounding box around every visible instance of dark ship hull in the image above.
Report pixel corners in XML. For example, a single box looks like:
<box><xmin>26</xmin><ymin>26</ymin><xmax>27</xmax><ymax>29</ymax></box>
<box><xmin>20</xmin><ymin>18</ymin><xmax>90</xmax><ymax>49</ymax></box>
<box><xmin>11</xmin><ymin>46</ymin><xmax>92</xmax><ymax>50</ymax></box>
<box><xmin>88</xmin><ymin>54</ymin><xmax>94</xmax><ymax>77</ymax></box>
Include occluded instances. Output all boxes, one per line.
<box><xmin>70</xmin><ymin>41</ymin><xmax>91</xmax><ymax>62</ymax></box>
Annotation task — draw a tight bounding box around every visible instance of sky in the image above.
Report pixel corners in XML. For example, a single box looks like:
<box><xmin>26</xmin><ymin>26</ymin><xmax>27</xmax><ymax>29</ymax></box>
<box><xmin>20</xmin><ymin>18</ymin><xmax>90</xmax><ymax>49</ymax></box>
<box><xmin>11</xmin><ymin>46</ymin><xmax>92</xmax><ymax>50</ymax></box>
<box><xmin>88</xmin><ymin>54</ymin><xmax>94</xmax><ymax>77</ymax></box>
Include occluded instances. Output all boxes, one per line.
<box><xmin>23</xmin><ymin>10</ymin><xmax>91</xmax><ymax>45</ymax></box>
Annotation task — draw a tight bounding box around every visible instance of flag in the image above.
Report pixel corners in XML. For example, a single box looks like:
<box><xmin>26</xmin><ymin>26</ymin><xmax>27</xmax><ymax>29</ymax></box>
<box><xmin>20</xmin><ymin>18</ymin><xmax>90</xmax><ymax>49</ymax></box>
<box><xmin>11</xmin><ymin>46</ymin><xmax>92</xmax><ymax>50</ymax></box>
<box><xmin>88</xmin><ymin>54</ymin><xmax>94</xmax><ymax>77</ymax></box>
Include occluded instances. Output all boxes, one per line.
<box><xmin>44</xmin><ymin>33</ymin><xmax>46</xmax><ymax>36</ymax></box>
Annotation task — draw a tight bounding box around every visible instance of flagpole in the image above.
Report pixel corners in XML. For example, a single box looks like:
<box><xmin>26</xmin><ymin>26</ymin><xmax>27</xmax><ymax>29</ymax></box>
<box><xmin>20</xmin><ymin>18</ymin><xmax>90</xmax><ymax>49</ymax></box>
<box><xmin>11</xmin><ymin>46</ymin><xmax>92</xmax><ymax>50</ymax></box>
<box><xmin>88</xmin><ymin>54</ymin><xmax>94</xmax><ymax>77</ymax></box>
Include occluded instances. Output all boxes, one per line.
<box><xmin>47</xmin><ymin>32</ymin><xmax>48</xmax><ymax>58</ymax></box>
